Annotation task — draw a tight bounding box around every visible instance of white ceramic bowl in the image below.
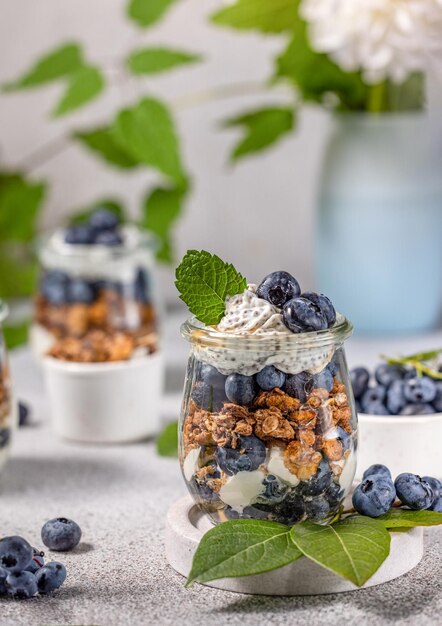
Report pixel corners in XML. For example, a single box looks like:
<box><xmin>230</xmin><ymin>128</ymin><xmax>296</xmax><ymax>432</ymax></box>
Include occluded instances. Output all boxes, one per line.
<box><xmin>43</xmin><ymin>351</ymin><xmax>164</xmax><ymax>443</ymax></box>
<box><xmin>357</xmin><ymin>411</ymin><xmax>442</xmax><ymax>479</ymax></box>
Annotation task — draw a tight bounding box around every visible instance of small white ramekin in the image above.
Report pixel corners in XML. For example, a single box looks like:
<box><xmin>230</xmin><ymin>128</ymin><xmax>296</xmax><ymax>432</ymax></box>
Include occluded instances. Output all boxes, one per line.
<box><xmin>357</xmin><ymin>412</ymin><xmax>442</xmax><ymax>479</ymax></box>
<box><xmin>42</xmin><ymin>351</ymin><xmax>164</xmax><ymax>443</ymax></box>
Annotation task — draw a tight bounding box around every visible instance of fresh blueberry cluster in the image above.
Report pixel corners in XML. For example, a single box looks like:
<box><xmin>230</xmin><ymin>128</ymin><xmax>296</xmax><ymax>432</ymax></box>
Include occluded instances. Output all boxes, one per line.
<box><xmin>64</xmin><ymin>208</ymin><xmax>123</xmax><ymax>246</ymax></box>
<box><xmin>353</xmin><ymin>464</ymin><xmax>442</xmax><ymax>517</ymax></box>
<box><xmin>257</xmin><ymin>271</ymin><xmax>337</xmax><ymax>333</ymax></box>
<box><xmin>351</xmin><ymin>363</ymin><xmax>442</xmax><ymax>416</ymax></box>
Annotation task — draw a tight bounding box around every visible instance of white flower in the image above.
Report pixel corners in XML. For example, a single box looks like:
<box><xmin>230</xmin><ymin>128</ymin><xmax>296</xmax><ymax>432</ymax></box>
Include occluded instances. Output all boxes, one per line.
<box><xmin>300</xmin><ymin>0</ymin><xmax>442</xmax><ymax>83</ymax></box>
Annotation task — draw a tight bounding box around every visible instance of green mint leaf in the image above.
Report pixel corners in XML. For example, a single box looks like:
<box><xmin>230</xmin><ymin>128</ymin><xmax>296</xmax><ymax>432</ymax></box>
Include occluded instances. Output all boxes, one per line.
<box><xmin>2</xmin><ymin>43</ymin><xmax>83</xmax><ymax>90</ymax></box>
<box><xmin>378</xmin><ymin>509</ymin><xmax>442</xmax><ymax>529</ymax></box>
<box><xmin>156</xmin><ymin>421</ymin><xmax>178</xmax><ymax>457</ymax></box>
<box><xmin>53</xmin><ymin>65</ymin><xmax>105</xmax><ymax>117</ymax></box>
<box><xmin>186</xmin><ymin>519</ymin><xmax>302</xmax><ymax>587</ymax></box>
<box><xmin>69</xmin><ymin>199</ymin><xmax>126</xmax><ymax>226</ymax></box>
<box><xmin>290</xmin><ymin>517</ymin><xmax>391</xmax><ymax>587</ymax></box>
<box><xmin>175</xmin><ymin>250</ymin><xmax>247</xmax><ymax>325</ymax></box>
<box><xmin>74</xmin><ymin>127</ymin><xmax>139</xmax><ymax>169</ymax></box>
<box><xmin>0</xmin><ymin>173</ymin><xmax>46</xmax><ymax>242</ymax></box>
<box><xmin>3</xmin><ymin>321</ymin><xmax>30</xmax><ymax>350</ymax></box>
<box><xmin>127</xmin><ymin>47</ymin><xmax>201</xmax><ymax>75</ymax></box>
<box><xmin>142</xmin><ymin>184</ymin><xmax>188</xmax><ymax>263</ymax></box>
<box><xmin>112</xmin><ymin>97</ymin><xmax>185</xmax><ymax>184</ymax></box>
<box><xmin>223</xmin><ymin>107</ymin><xmax>294</xmax><ymax>162</ymax></box>
<box><xmin>127</xmin><ymin>0</ymin><xmax>177</xmax><ymax>28</ymax></box>
<box><xmin>0</xmin><ymin>247</ymin><xmax>38</xmax><ymax>299</ymax></box>
<box><xmin>211</xmin><ymin>0</ymin><xmax>298</xmax><ymax>33</ymax></box>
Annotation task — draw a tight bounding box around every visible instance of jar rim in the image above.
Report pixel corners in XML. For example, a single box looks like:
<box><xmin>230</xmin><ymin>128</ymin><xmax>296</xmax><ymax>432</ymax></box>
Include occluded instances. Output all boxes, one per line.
<box><xmin>180</xmin><ymin>313</ymin><xmax>353</xmax><ymax>350</ymax></box>
<box><xmin>0</xmin><ymin>301</ymin><xmax>9</xmax><ymax>324</ymax></box>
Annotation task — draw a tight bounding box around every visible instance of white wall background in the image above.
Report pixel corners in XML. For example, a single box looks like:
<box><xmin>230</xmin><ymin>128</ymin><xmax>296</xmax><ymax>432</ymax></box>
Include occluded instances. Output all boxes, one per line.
<box><xmin>0</xmin><ymin>0</ymin><xmax>331</xmax><ymax>304</ymax></box>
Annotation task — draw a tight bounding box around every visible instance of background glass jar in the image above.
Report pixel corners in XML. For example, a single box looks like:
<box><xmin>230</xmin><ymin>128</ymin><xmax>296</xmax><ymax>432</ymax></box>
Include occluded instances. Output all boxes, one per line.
<box><xmin>179</xmin><ymin>316</ymin><xmax>357</xmax><ymax>525</ymax></box>
<box><xmin>0</xmin><ymin>302</ymin><xmax>15</xmax><ymax>473</ymax></box>
<box><xmin>31</xmin><ymin>225</ymin><xmax>160</xmax><ymax>362</ymax></box>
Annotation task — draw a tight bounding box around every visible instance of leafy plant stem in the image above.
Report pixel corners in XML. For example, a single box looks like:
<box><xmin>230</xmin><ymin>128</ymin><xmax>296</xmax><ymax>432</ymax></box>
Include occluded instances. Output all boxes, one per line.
<box><xmin>367</xmin><ymin>81</ymin><xmax>387</xmax><ymax>113</ymax></box>
<box><xmin>171</xmin><ymin>81</ymin><xmax>279</xmax><ymax>110</ymax></box>
<box><xmin>19</xmin><ymin>134</ymin><xmax>71</xmax><ymax>172</ymax></box>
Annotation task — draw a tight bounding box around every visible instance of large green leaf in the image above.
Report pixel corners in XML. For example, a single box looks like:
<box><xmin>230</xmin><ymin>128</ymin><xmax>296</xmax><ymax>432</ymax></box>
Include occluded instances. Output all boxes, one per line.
<box><xmin>142</xmin><ymin>185</ymin><xmax>187</xmax><ymax>262</ymax></box>
<box><xmin>275</xmin><ymin>21</ymin><xmax>368</xmax><ymax>110</ymax></box>
<box><xmin>378</xmin><ymin>509</ymin><xmax>442</xmax><ymax>529</ymax></box>
<box><xmin>2</xmin><ymin>43</ymin><xmax>83</xmax><ymax>90</ymax></box>
<box><xmin>211</xmin><ymin>0</ymin><xmax>298</xmax><ymax>33</ymax></box>
<box><xmin>186</xmin><ymin>519</ymin><xmax>302</xmax><ymax>587</ymax></box>
<box><xmin>74</xmin><ymin>127</ymin><xmax>139</xmax><ymax>169</ymax></box>
<box><xmin>127</xmin><ymin>47</ymin><xmax>201</xmax><ymax>75</ymax></box>
<box><xmin>156</xmin><ymin>421</ymin><xmax>178</xmax><ymax>457</ymax></box>
<box><xmin>3</xmin><ymin>322</ymin><xmax>30</xmax><ymax>350</ymax></box>
<box><xmin>127</xmin><ymin>0</ymin><xmax>177</xmax><ymax>28</ymax></box>
<box><xmin>290</xmin><ymin>517</ymin><xmax>391</xmax><ymax>587</ymax></box>
<box><xmin>53</xmin><ymin>65</ymin><xmax>105</xmax><ymax>117</ymax></box>
<box><xmin>223</xmin><ymin>106</ymin><xmax>294</xmax><ymax>161</ymax></box>
<box><xmin>0</xmin><ymin>174</ymin><xmax>46</xmax><ymax>242</ymax></box>
<box><xmin>112</xmin><ymin>98</ymin><xmax>185</xmax><ymax>184</ymax></box>
<box><xmin>0</xmin><ymin>247</ymin><xmax>38</xmax><ymax>299</ymax></box>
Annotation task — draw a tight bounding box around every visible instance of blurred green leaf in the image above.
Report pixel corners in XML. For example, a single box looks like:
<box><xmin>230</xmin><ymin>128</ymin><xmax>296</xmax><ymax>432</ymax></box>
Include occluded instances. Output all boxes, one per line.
<box><xmin>70</xmin><ymin>199</ymin><xmax>127</xmax><ymax>225</ymax></box>
<box><xmin>0</xmin><ymin>246</ymin><xmax>38</xmax><ymax>299</ymax></box>
<box><xmin>74</xmin><ymin>127</ymin><xmax>139</xmax><ymax>169</ymax></box>
<box><xmin>211</xmin><ymin>0</ymin><xmax>298</xmax><ymax>33</ymax></box>
<box><xmin>223</xmin><ymin>106</ymin><xmax>294</xmax><ymax>161</ymax></box>
<box><xmin>0</xmin><ymin>174</ymin><xmax>46</xmax><ymax>242</ymax></box>
<box><xmin>3</xmin><ymin>322</ymin><xmax>30</xmax><ymax>350</ymax></box>
<box><xmin>142</xmin><ymin>184</ymin><xmax>188</xmax><ymax>262</ymax></box>
<box><xmin>2</xmin><ymin>43</ymin><xmax>83</xmax><ymax>90</ymax></box>
<box><xmin>275</xmin><ymin>21</ymin><xmax>368</xmax><ymax>110</ymax></box>
<box><xmin>53</xmin><ymin>65</ymin><xmax>105</xmax><ymax>117</ymax></box>
<box><xmin>128</xmin><ymin>0</ymin><xmax>177</xmax><ymax>28</ymax></box>
<box><xmin>112</xmin><ymin>97</ymin><xmax>186</xmax><ymax>184</ymax></box>
<box><xmin>127</xmin><ymin>47</ymin><xmax>201</xmax><ymax>75</ymax></box>
<box><xmin>156</xmin><ymin>420</ymin><xmax>178</xmax><ymax>457</ymax></box>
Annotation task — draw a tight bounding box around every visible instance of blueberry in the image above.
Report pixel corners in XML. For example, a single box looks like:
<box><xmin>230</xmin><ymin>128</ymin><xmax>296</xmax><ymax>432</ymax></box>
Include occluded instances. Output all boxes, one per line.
<box><xmin>284</xmin><ymin>371</ymin><xmax>313</xmax><ymax>403</ymax></box>
<box><xmin>89</xmin><ymin>208</ymin><xmax>120</xmax><ymax>232</ymax></box>
<box><xmin>35</xmin><ymin>562</ymin><xmax>67</xmax><ymax>594</ymax></box>
<box><xmin>18</xmin><ymin>402</ymin><xmax>30</xmax><ymax>427</ymax></box>
<box><xmin>241</xmin><ymin>505</ymin><xmax>271</xmax><ymax>521</ymax></box>
<box><xmin>324</xmin><ymin>481</ymin><xmax>344</xmax><ymax>508</ymax></box>
<box><xmin>305</xmin><ymin>495</ymin><xmax>331</xmax><ymax>522</ymax></box>
<box><xmin>374</xmin><ymin>363</ymin><xmax>405</xmax><ymax>387</ymax></box>
<box><xmin>395</xmin><ymin>473</ymin><xmax>434</xmax><ymax>510</ymax></box>
<box><xmin>302</xmin><ymin>292</ymin><xmax>336</xmax><ymax>327</ymax></box>
<box><xmin>5</xmin><ymin>571</ymin><xmax>38</xmax><ymax>599</ymax></box>
<box><xmin>312</xmin><ymin>367</ymin><xmax>334</xmax><ymax>392</ymax></box>
<box><xmin>191</xmin><ymin>466</ymin><xmax>220</xmax><ymax>503</ymax></box>
<box><xmin>422</xmin><ymin>476</ymin><xmax>442</xmax><ymax>501</ymax></box>
<box><xmin>399</xmin><ymin>403</ymin><xmax>435</xmax><ymax>415</ymax></box>
<box><xmin>336</xmin><ymin>426</ymin><xmax>351</xmax><ymax>451</ymax></box>
<box><xmin>134</xmin><ymin>268</ymin><xmax>150</xmax><ymax>304</ymax></box>
<box><xmin>40</xmin><ymin>270</ymin><xmax>70</xmax><ymax>305</ymax></box>
<box><xmin>429</xmin><ymin>496</ymin><xmax>442</xmax><ymax>512</ymax></box>
<box><xmin>225</xmin><ymin>374</ymin><xmax>256</xmax><ymax>406</ymax></box>
<box><xmin>0</xmin><ymin>536</ymin><xmax>33</xmax><ymax>573</ymax></box>
<box><xmin>328</xmin><ymin>354</ymin><xmax>339</xmax><ymax>377</ymax></box>
<box><xmin>362</xmin><ymin>464</ymin><xmax>392</xmax><ymax>481</ymax></box>
<box><xmin>361</xmin><ymin>386</ymin><xmax>386</xmax><ymax>412</ymax></box>
<box><xmin>256</xmin><ymin>366</ymin><xmax>286</xmax><ymax>391</ymax></box>
<box><xmin>361</xmin><ymin>401</ymin><xmax>389</xmax><ymax>415</ymax></box>
<box><xmin>403</xmin><ymin>377</ymin><xmax>437</xmax><ymax>403</ymax></box>
<box><xmin>64</xmin><ymin>224</ymin><xmax>94</xmax><ymax>245</ymax></box>
<box><xmin>0</xmin><ymin>428</ymin><xmax>10</xmax><ymax>448</ymax></box>
<box><xmin>350</xmin><ymin>367</ymin><xmax>370</xmax><ymax>399</ymax></box>
<box><xmin>386</xmin><ymin>380</ymin><xmax>406</xmax><ymax>415</ymax></box>
<box><xmin>282</xmin><ymin>297</ymin><xmax>328</xmax><ymax>333</ymax></box>
<box><xmin>94</xmin><ymin>230</ymin><xmax>124</xmax><ymax>246</ymax></box>
<box><xmin>25</xmin><ymin>548</ymin><xmax>45</xmax><ymax>574</ymax></box>
<box><xmin>404</xmin><ymin>367</ymin><xmax>418</xmax><ymax>379</ymax></box>
<box><xmin>255</xmin><ymin>475</ymin><xmax>288</xmax><ymax>505</ymax></box>
<box><xmin>433</xmin><ymin>382</ymin><xmax>442</xmax><ymax>412</ymax></box>
<box><xmin>273</xmin><ymin>491</ymin><xmax>305</xmax><ymax>524</ymax></box>
<box><xmin>41</xmin><ymin>518</ymin><xmax>82</xmax><ymax>552</ymax></box>
<box><xmin>0</xmin><ymin>567</ymin><xmax>7</xmax><ymax>594</ymax></box>
<box><xmin>199</xmin><ymin>363</ymin><xmax>226</xmax><ymax>389</ymax></box>
<box><xmin>256</xmin><ymin>271</ymin><xmax>300</xmax><ymax>308</ymax></box>
<box><xmin>67</xmin><ymin>279</ymin><xmax>96</xmax><ymax>304</ymax></box>
<box><xmin>352</xmin><ymin>477</ymin><xmax>396</xmax><ymax>517</ymax></box>
<box><xmin>355</xmin><ymin>400</ymin><xmax>362</xmax><ymax>413</ymax></box>
<box><xmin>215</xmin><ymin>435</ymin><xmax>266</xmax><ymax>475</ymax></box>
<box><xmin>298</xmin><ymin>460</ymin><xmax>333</xmax><ymax>496</ymax></box>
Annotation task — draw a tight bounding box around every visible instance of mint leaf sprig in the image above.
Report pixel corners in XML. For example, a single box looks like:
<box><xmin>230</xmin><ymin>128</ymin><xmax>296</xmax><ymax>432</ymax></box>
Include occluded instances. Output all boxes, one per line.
<box><xmin>175</xmin><ymin>250</ymin><xmax>247</xmax><ymax>325</ymax></box>
<box><xmin>185</xmin><ymin>509</ymin><xmax>442</xmax><ymax>589</ymax></box>
<box><xmin>382</xmin><ymin>348</ymin><xmax>442</xmax><ymax>380</ymax></box>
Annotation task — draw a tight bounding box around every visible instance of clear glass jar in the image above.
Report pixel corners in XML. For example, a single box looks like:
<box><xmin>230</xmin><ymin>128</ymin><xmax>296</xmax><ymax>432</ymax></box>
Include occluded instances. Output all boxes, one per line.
<box><xmin>0</xmin><ymin>302</ymin><xmax>15</xmax><ymax>473</ymax></box>
<box><xmin>179</xmin><ymin>315</ymin><xmax>357</xmax><ymax>525</ymax></box>
<box><xmin>32</xmin><ymin>225</ymin><xmax>160</xmax><ymax>362</ymax></box>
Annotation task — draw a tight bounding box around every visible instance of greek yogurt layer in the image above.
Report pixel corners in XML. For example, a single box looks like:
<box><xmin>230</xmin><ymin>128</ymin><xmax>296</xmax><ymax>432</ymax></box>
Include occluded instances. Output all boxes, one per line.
<box><xmin>219</xmin><ymin>469</ymin><xmax>266</xmax><ymax>513</ymax></box>
<box><xmin>192</xmin><ymin>286</ymin><xmax>335</xmax><ymax>376</ymax></box>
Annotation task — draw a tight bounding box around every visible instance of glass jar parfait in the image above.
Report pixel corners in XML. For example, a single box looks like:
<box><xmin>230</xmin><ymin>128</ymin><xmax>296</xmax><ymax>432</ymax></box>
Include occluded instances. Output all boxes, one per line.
<box><xmin>0</xmin><ymin>302</ymin><xmax>16</xmax><ymax>473</ymax></box>
<box><xmin>179</xmin><ymin>315</ymin><xmax>357</xmax><ymax>525</ymax></box>
<box><xmin>31</xmin><ymin>221</ymin><xmax>164</xmax><ymax>443</ymax></box>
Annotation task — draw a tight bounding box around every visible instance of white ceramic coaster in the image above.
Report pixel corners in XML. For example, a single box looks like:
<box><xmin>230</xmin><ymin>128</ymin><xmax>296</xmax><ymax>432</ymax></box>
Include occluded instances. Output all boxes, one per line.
<box><xmin>165</xmin><ymin>496</ymin><xmax>424</xmax><ymax>596</ymax></box>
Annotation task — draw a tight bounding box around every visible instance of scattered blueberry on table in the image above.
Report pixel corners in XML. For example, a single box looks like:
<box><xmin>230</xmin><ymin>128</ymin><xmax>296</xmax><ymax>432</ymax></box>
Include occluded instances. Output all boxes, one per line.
<box><xmin>41</xmin><ymin>517</ymin><xmax>82</xmax><ymax>552</ymax></box>
<box><xmin>18</xmin><ymin>402</ymin><xmax>30</xmax><ymax>427</ymax></box>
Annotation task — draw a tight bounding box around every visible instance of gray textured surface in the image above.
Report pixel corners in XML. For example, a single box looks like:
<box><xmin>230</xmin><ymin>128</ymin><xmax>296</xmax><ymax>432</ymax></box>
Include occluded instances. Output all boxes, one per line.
<box><xmin>1</xmin><ymin>349</ymin><xmax>442</xmax><ymax>626</ymax></box>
